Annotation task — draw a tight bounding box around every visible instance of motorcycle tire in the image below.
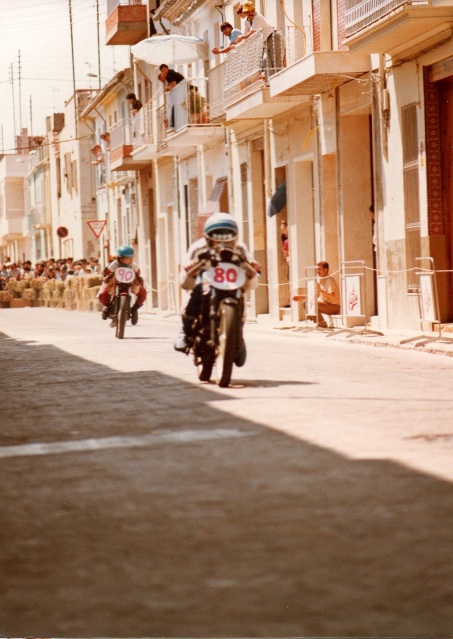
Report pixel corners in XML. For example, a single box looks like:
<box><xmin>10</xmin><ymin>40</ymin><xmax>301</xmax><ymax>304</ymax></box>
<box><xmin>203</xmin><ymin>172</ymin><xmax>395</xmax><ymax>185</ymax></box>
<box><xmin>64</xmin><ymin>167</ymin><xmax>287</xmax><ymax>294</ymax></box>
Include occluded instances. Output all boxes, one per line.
<box><xmin>116</xmin><ymin>296</ymin><xmax>130</xmax><ymax>339</ymax></box>
<box><xmin>216</xmin><ymin>301</ymin><xmax>238</xmax><ymax>388</ymax></box>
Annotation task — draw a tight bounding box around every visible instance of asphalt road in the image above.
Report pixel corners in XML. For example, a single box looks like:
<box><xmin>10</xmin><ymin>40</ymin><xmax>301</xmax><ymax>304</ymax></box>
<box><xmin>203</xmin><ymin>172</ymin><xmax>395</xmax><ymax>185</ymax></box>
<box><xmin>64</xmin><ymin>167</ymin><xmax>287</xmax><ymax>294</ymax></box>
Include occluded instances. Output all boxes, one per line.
<box><xmin>1</xmin><ymin>308</ymin><xmax>453</xmax><ymax>638</ymax></box>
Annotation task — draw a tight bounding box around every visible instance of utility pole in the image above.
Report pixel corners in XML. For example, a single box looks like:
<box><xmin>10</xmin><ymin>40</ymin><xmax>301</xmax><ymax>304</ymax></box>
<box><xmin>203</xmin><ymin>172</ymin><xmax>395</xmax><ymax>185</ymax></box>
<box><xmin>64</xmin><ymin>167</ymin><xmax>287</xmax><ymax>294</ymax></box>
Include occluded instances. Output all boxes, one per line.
<box><xmin>96</xmin><ymin>0</ymin><xmax>101</xmax><ymax>90</ymax></box>
<box><xmin>18</xmin><ymin>50</ymin><xmax>22</xmax><ymax>133</ymax></box>
<box><xmin>10</xmin><ymin>63</ymin><xmax>17</xmax><ymax>149</ymax></box>
<box><xmin>68</xmin><ymin>0</ymin><xmax>78</xmax><ymax>138</ymax></box>
<box><xmin>30</xmin><ymin>95</ymin><xmax>33</xmax><ymax>138</ymax></box>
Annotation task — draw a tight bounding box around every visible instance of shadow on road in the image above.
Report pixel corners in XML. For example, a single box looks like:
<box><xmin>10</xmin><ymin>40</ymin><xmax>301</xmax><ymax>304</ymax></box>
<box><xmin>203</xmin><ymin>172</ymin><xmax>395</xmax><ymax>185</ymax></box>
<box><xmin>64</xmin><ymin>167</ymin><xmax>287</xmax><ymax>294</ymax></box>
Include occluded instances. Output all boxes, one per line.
<box><xmin>1</xmin><ymin>332</ymin><xmax>453</xmax><ymax>638</ymax></box>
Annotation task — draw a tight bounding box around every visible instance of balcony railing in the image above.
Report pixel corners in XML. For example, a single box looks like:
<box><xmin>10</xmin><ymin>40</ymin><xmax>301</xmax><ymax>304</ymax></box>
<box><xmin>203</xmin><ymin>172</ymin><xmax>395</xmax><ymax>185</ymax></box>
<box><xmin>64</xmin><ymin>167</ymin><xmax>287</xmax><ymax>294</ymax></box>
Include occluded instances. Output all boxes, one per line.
<box><xmin>222</xmin><ymin>29</ymin><xmax>285</xmax><ymax>108</ymax></box>
<box><xmin>285</xmin><ymin>24</ymin><xmax>312</xmax><ymax>66</ymax></box>
<box><xmin>29</xmin><ymin>203</ymin><xmax>49</xmax><ymax>229</ymax></box>
<box><xmin>345</xmin><ymin>0</ymin><xmax>429</xmax><ymax>37</ymax></box>
<box><xmin>131</xmin><ymin>78</ymin><xmax>220</xmax><ymax>152</ymax></box>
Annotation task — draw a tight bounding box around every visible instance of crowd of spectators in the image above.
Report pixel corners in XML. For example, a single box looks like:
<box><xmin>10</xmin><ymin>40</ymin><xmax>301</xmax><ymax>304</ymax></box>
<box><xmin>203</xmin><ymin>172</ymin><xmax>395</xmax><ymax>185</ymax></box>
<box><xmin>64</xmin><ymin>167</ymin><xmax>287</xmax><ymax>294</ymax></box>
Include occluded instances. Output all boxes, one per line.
<box><xmin>0</xmin><ymin>257</ymin><xmax>102</xmax><ymax>290</ymax></box>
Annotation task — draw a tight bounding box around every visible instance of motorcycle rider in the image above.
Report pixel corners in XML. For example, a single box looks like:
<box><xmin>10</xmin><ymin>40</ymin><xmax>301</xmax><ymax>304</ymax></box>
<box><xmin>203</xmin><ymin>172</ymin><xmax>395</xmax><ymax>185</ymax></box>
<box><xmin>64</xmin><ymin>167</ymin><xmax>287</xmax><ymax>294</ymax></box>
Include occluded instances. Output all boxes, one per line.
<box><xmin>174</xmin><ymin>212</ymin><xmax>259</xmax><ymax>365</ymax></box>
<box><xmin>98</xmin><ymin>245</ymin><xmax>146</xmax><ymax>325</ymax></box>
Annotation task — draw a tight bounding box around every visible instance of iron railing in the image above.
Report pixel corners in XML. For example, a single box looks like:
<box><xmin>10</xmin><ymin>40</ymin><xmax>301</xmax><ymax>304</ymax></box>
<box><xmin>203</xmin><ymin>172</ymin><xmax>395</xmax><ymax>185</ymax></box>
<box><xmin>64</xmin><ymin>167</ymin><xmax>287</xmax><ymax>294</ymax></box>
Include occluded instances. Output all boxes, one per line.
<box><xmin>345</xmin><ymin>0</ymin><xmax>430</xmax><ymax>37</ymax></box>
<box><xmin>129</xmin><ymin>77</ymin><xmax>218</xmax><ymax>152</ymax></box>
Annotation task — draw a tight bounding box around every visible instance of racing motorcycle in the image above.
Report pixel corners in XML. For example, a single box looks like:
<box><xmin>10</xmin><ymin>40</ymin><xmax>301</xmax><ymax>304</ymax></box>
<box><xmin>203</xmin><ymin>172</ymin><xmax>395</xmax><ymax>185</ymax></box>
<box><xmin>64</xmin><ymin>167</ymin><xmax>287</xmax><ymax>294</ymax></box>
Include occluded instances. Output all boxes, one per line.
<box><xmin>184</xmin><ymin>244</ymin><xmax>257</xmax><ymax>388</ymax></box>
<box><xmin>108</xmin><ymin>266</ymin><xmax>136</xmax><ymax>339</ymax></box>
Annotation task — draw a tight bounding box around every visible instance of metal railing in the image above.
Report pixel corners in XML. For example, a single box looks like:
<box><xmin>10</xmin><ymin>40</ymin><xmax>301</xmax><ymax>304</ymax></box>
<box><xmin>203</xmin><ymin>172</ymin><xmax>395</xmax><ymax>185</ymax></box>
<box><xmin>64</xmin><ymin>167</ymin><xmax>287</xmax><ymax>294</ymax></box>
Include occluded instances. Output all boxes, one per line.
<box><xmin>345</xmin><ymin>0</ymin><xmax>430</xmax><ymax>37</ymax></box>
<box><xmin>223</xmin><ymin>29</ymin><xmax>285</xmax><ymax>107</ymax></box>
<box><xmin>130</xmin><ymin>78</ymin><xmax>218</xmax><ymax>151</ymax></box>
<box><xmin>284</xmin><ymin>24</ymin><xmax>311</xmax><ymax>67</ymax></box>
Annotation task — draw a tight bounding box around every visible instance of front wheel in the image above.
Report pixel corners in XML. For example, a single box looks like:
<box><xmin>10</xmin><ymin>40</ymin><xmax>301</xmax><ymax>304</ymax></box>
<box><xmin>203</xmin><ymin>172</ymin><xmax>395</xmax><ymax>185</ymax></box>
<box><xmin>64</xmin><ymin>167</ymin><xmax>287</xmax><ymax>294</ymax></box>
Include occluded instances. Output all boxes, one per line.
<box><xmin>216</xmin><ymin>302</ymin><xmax>238</xmax><ymax>388</ymax></box>
<box><xmin>116</xmin><ymin>295</ymin><xmax>130</xmax><ymax>339</ymax></box>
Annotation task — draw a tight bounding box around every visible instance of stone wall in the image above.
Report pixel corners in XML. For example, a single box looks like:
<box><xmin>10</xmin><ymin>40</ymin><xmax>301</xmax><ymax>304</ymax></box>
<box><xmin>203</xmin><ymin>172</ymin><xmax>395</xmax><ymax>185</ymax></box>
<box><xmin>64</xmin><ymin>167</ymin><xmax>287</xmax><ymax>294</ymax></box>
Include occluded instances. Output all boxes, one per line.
<box><xmin>0</xmin><ymin>276</ymin><xmax>103</xmax><ymax>311</ymax></box>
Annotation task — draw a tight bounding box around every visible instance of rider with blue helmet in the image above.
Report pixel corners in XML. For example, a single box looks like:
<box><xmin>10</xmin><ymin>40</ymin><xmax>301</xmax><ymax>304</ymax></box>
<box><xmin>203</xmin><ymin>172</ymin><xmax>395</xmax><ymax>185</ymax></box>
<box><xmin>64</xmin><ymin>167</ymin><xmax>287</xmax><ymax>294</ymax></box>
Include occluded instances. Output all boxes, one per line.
<box><xmin>98</xmin><ymin>244</ymin><xmax>147</xmax><ymax>325</ymax></box>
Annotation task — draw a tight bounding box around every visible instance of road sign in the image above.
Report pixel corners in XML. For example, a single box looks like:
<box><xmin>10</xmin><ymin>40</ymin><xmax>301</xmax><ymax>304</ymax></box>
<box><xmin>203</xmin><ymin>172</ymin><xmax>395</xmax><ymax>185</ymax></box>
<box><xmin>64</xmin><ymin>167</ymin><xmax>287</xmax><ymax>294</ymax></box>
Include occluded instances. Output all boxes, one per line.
<box><xmin>87</xmin><ymin>220</ymin><xmax>107</xmax><ymax>239</ymax></box>
<box><xmin>56</xmin><ymin>226</ymin><xmax>69</xmax><ymax>238</ymax></box>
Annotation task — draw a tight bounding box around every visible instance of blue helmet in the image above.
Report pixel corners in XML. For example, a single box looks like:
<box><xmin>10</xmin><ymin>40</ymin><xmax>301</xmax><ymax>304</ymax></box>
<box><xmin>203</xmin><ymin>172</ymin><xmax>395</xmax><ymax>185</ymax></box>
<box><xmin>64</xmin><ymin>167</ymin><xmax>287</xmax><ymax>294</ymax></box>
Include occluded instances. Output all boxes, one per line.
<box><xmin>203</xmin><ymin>213</ymin><xmax>238</xmax><ymax>242</ymax></box>
<box><xmin>116</xmin><ymin>245</ymin><xmax>134</xmax><ymax>258</ymax></box>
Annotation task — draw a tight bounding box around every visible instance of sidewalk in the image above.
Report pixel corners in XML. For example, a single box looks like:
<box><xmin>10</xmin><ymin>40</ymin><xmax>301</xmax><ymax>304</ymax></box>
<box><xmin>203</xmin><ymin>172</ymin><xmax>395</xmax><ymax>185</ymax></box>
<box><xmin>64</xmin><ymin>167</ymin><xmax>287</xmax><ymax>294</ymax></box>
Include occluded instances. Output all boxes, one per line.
<box><xmin>248</xmin><ymin>316</ymin><xmax>453</xmax><ymax>357</ymax></box>
<box><xmin>150</xmin><ymin>309</ymin><xmax>453</xmax><ymax>358</ymax></box>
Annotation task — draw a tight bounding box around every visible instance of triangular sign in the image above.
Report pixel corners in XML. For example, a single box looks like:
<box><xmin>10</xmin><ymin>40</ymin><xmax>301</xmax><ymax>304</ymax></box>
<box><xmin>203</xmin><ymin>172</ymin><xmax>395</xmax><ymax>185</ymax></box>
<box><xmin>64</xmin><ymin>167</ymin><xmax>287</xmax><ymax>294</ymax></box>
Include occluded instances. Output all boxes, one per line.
<box><xmin>87</xmin><ymin>220</ymin><xmax>107</xmax><ymax>238</ymax></box>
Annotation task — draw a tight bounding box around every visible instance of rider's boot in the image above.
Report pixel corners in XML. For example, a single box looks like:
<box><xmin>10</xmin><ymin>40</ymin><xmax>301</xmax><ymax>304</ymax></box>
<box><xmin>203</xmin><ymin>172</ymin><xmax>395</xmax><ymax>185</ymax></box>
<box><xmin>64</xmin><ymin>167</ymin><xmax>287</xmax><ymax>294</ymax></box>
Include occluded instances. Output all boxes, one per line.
<box><xmin>174</xmin><ymin>315</ymin><xmax>194</xmax><ymax>352</ymax></box>
<box><xmin>101</xmin><ymin>305</ymin><xmax>110</xmax><ymax>320</ymax></box>
<box><xmin>130</xmin><ymin>302</ymin><xmax>140</xmax><ymax>325</ymax></box>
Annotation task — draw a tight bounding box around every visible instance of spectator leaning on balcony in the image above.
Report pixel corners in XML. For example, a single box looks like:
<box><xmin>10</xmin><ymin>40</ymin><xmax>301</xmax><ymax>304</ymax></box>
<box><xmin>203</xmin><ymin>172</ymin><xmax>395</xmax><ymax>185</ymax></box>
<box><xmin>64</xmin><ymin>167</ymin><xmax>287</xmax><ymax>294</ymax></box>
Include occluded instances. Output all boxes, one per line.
<box><xmin>126</xmin><ymin>92</ymin><xmax>143</xmax><ymax>116</ymax></box>
<box><xmin>234</xmin><ymin>1</ymin><xmax>283</xmax><ymax>78</ymax></box>
<box><xmin>158</xmin><ymin>64</ymin><xmax>185</xmax><ymax>129</ymax></box>
<box><xmin>158</xmin><ymin>64</ymin><xmax>185</xmax><ymax>91</ymax></box>
<box><xmin>100</xmin><ymin>132</ymin><xmax>110</xmax><ymax>150</ymax></box>
<box><xmin>212</xmin><ymin>22</ymin><xmax>242</xmax><ymax>55</ymax></box>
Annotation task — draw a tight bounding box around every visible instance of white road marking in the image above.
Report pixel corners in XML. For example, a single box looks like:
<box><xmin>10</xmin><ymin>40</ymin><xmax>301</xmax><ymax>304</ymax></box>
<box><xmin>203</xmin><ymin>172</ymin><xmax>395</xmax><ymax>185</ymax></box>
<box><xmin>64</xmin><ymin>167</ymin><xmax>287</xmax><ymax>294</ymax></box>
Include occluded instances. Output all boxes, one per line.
<box><xmin>0</xmin><ymin>428</ymin><xmax>254</xmax><ymax>459</ymax></box>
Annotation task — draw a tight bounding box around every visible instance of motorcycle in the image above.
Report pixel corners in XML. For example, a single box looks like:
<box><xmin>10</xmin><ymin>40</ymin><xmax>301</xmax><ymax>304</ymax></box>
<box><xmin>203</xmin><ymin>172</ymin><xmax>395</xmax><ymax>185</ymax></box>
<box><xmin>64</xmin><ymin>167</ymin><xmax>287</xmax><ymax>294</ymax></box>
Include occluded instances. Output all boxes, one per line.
<box><xmin>184</xmin><ymin>244</ymin><xmax>257</xmax><ymax>388</ymax></box>
<box><xmin>107</xmin><ymin>266</ymin><xmax>136</xmax><ymax>339</ymax></box>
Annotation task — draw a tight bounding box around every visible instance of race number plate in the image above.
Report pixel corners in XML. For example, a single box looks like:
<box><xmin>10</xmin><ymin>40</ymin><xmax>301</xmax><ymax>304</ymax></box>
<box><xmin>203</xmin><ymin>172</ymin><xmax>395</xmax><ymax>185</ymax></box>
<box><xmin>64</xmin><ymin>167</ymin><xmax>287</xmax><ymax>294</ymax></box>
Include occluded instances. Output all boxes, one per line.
<box><xmin>206</xmin><ymin>262</ymin><xmax>246</xmax><ymax>291</ymax></box>
<box><xmin>115</xmin><ymin>267</ymin><xmax>135</xmax><ymax>284</ymax></box>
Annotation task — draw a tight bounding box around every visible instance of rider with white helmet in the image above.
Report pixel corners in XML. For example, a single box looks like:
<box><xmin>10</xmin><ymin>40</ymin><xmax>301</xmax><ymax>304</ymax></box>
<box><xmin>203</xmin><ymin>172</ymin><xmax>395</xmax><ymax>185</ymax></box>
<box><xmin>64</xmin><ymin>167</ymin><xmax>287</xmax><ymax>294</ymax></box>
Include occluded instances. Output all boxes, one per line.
<box><xmin>174</xmin><ymin>213</ymin><xmax>258</xmax><ymax>360</ymax></box>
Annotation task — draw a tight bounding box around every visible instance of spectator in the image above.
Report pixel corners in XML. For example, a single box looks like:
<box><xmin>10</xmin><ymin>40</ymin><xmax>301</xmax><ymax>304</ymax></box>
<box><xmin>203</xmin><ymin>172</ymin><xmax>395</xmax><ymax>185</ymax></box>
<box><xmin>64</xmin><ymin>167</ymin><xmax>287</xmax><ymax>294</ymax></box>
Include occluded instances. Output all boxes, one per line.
<box><xmin>100</xmin><ymin>132</ymin><xmax>111</xmax><ymax>150</ymax></box>
<box><xmin>56</xmin><ymin>265</ymin><xmax>68</xmax><ymax>281</ymax></box>
<box><xmin>44</xmin><ymin>266</ymin><xmax>57</xmax><ymax>280</ymax></box>
<box><xmin>35</xmin><ymin>261</ymin><xmax>46</xmax><ymax>278</ymax></box>
<box><xmin>158</xmin><ymin>64</ymin><xmax>185</xmax><ymax>91</ymax></box>
<box><xmin>126</xmin><ymin>92</ymin><xmax>143</xmax><ymax>116</ymax></box>
<box><xmin>159</xmin><ymin>64</ymin><xmax>186</xmax><ymax>130</ymax></box>
<box><xmin>89</xmin><ymin>257</ymin><xmax>101</xmax><ymax>274</ymax></box>
<box><xmin>212</xmin><ymin>22</ymin><xmax>242</xmax><ymax>55</ymax></box>
<box><xmin>293</xmin><ymin>261</ymin><xmax>340</xmax><ymax>328</ymax></box>
<box><xmin>234</xmin><ymin>1</ymin><xmax>283</xmax><ymax>78</ymax></box>
<box><xmin>185</xmin><ymin>85</ymin><xmax>207</xmax><ymax>124</ymax></box>
<box><xmin>7</xmin><ymin>262</ymin><xmax>21</xmax><ymax>280</ymax></box>
<box><xmin>21</xmin><ymin>264</ymin><xmax>35</xmax><ymax>280</ymax></box>
<box><xmin>91</xmin><ymin>144</ymin><xmax>104</xmax><ymax>165</ymax></box>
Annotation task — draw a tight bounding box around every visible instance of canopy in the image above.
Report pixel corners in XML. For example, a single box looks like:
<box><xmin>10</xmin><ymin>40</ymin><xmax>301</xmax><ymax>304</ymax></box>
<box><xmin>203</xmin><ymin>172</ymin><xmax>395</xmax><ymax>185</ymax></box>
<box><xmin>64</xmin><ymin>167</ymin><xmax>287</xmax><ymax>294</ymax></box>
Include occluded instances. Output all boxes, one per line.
<box><xmin>131</xmin><ymin>34</ymin><xmax>208</xmax><ymax>66</ymax></box>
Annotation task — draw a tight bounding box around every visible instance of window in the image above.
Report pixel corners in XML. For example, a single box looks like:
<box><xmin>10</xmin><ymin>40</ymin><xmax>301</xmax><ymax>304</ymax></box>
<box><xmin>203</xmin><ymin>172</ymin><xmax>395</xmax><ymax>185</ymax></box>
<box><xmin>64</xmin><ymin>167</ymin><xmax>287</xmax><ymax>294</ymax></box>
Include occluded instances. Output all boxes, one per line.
<box><xmin>402</xmin><ymin>103</ymin><xmax>421</xmax><ymax>292</ymax></box>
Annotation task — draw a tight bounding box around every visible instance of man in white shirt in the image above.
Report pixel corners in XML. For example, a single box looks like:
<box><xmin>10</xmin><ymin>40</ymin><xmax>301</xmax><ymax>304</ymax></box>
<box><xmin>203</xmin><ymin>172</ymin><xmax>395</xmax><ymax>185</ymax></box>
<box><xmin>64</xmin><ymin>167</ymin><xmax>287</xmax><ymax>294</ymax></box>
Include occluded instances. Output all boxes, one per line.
<box><xmin>235</xmin><ymin>1</ymin><xmax>283</xmax><ymax>78</ymax></box>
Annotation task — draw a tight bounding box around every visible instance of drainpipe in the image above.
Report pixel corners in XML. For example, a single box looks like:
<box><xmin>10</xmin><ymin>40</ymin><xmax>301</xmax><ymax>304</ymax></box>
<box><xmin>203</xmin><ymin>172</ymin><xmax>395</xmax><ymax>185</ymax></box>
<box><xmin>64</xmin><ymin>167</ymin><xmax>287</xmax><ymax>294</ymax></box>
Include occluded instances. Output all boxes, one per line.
<box><xmin>197</xmin><ymin>145</ymin><xmax>207</xmax><ymax>213</ymax></box>
<box><xmin>313</xmin><ymin>95</ymin><xmax>324</xmax><ymax>259</ymax></box>
<box><xmin>226</xmin><ymin>128</ymin><xmax>234</xmax><ymax>214</ymax></box>
<box><xmin>335</xmin><ymin>86</ymin><xmax>345</xmax><ymax>268</ymax></box>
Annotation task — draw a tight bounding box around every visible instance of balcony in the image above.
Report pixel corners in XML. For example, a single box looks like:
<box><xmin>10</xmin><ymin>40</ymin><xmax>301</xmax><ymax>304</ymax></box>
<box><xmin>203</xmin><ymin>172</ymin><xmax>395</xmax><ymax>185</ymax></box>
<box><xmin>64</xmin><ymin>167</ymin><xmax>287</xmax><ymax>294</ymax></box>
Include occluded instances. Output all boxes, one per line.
<box><xmin>109</xmin><ymin>119</ymin><xmax>150</xmax><ymax>170</ymax></box>
<box><xmin>344</xmin><ymin>0</ymin><xmax>453</xmax><ymax>56</ymax></box>
<box><xmin>106</xmin><ymin>0</ymin><xmax>148</xmax><ymax>46</ymax></box>
<box><xmin>270</xmin><ymin>50</ymin><xmax>371</xmax><ymax>99</ymax></box>
<box><xmin>131</xmin><ymin>79</ymin><xmax>225</xmax><ymax>161</ymax></box>
<box><xmin>1</xmin><ymin>210</ymin><xmax>25</xmax><ymax>241</ymax></box>
<box><xmin>213</xmin><ymin>29</ymin><xmax>306</xmax><ymax>122</ymax></box>
<box><xmin>28</xmin><ymin>203</ymin><xmax>51</xmax><ymax>231</ymax></box>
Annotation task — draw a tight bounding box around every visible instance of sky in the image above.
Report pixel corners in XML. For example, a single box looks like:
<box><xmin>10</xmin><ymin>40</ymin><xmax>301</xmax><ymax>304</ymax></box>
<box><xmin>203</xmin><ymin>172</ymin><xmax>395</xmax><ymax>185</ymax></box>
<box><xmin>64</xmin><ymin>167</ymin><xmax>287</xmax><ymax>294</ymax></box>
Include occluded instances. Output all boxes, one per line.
<box><xmin>0</xmin><ymin>0</ymin><xmax>131</xmax><ymax>154</ymax></box>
